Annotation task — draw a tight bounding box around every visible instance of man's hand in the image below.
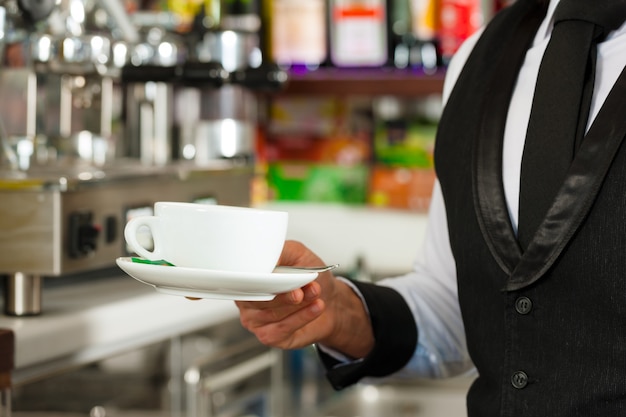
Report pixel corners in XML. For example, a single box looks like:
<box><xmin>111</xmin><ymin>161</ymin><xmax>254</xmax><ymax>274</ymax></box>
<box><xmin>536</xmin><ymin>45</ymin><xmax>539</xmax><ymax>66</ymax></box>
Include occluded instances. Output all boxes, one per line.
<box><xmin>235</xmin><ymin>240</ymin><xmax>374</xmax><ymax>359</ymax></box>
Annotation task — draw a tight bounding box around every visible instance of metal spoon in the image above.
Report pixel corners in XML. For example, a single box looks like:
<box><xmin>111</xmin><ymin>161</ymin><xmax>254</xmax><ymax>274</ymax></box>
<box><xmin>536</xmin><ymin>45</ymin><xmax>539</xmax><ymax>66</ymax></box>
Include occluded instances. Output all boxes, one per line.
<box><xmin>273</xmin><ymin>264</ymin><xmax>339</xmax><ymax>273</ymax></box>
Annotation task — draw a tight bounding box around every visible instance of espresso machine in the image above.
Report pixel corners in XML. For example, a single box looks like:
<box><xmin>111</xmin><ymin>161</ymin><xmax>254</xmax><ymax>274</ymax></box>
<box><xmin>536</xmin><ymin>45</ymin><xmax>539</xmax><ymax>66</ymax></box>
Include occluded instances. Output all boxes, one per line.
<box><xmin>121</xmin><ymin>1</ymin><xmax>287</xmax><ymax>166</ymax></box>
<box><xmin>0</xmin><ymin>1</ymin><xmax>283</xmax><ymax>317</ymax></box>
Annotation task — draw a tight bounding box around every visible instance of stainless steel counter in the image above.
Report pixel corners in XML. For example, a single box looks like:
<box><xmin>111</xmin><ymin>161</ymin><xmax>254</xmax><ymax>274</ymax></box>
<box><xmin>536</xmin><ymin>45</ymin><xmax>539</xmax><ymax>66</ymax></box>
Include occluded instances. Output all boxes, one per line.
<box><xmin>0</xmin><ymin>273</ymin><xmax>239</xmax><ymax>386</ymax></box>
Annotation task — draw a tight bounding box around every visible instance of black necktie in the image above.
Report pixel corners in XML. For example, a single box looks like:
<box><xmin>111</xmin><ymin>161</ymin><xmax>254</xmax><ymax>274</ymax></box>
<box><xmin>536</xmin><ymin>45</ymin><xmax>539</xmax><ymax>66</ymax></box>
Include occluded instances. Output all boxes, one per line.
<box><xmin>518</xmin><ymin>0</ymin><xmax>626</xmax><ymax>249</ymax></box>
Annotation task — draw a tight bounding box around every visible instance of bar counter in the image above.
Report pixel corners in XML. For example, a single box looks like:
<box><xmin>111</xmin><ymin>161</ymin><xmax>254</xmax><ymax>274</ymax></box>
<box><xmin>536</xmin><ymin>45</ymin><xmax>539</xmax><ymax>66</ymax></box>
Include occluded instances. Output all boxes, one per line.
<box><xmin>0</xmin><ymin>274</ymin><xmax>239</xmax><ymax>386</ymax></box>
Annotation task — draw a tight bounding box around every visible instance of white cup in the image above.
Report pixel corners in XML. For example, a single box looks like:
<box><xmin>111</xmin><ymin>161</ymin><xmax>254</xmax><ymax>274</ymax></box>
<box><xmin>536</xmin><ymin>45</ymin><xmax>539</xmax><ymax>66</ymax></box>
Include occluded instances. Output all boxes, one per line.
<box><xmin>124</xmin><ymin>202</ymin><xmax>288</xmax><ymax>273</ymax></box>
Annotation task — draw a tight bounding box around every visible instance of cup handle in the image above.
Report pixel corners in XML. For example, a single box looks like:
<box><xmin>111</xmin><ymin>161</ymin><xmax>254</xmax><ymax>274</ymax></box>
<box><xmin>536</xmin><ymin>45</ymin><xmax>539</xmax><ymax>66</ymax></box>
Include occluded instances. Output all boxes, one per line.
<box><xmin>124</xmin><ymin>216</ymin><xmax>161</xmax><ymax>260</ymax></box>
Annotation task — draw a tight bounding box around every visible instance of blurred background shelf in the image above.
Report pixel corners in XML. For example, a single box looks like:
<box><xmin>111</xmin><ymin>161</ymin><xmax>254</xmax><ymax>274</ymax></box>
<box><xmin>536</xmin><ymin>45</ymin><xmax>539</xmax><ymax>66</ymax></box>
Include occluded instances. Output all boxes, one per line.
<box><xmin>277</xmin><ymin>68</ymin><xmax>446</xmax><ymax>97</ymax></box>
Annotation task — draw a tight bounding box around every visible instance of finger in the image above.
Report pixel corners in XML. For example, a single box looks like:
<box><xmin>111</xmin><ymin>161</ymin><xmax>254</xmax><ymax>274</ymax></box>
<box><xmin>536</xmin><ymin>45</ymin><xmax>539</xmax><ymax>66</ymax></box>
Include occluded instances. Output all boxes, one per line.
<box><xmin>276</xmin><ymin>240</ymin><xmax>306</xmax><ymax>266</ymax></box>
<box><xmin>236</xmin><ymin>287</ymin><xmax>305</xmax><ymax>313</ymax></box>
<box><xmin>236</xmin><ymin>282</ymin><xmax>320</xmax><ymax>323</ymax></box>
<box><xmin>273</xmin><ymin>281</ymin><xmax>319</xmax><ymax>304</ymax></box>
<box><xmin>302</xmin><ymin>281</ymin><xmax>321</xmax><ymax>301</ymax></box>
<box><xmin>238</xmin><ymin>297</ymin><xmax>318</xmax><ymax>329</ymax></box>
<box><xmin>252</xmin><ymin>299</ymin><xmax>326</xmax><ymax>349</ymax></box>
<box><xmin>277</xmin><ymin>240</ymin><xmax>324</xmax><ymax>268</ymax></box>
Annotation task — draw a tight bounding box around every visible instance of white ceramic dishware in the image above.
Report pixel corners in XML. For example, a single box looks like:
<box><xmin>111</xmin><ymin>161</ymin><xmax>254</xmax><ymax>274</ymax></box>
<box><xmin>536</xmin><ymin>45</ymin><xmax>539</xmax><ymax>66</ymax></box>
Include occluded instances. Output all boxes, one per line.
<box><xmin>115</xmin><ymin>257</ymin><xmax>319</xmax><ymax>300</ymax></box>
<box><xmin>124</xmin><ymin>202</ymin><xmax>288</xmax><ymax>273</ymax></box>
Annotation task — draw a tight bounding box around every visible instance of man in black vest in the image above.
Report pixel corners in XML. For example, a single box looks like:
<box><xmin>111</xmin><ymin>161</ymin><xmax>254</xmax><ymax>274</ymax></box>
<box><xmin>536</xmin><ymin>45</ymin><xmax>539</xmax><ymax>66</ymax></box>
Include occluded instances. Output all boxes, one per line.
<box><xmin>236</xmin><ymin>0</ymin><xmax>626</xmax><ymax>415</ymax></box>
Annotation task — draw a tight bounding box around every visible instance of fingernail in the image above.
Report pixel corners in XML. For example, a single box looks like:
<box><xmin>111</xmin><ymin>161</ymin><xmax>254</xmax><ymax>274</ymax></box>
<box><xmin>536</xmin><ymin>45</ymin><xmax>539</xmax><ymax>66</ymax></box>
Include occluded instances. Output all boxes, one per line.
<box><xmin>309</xmin><ymin>302</ymin><xmax>322</xmax><ymax>315</ymax></box>
<box><xmin>289</xmin><ymin>291</ymin><xmax>301</xmax><ymax>303</ymax></box>
<box><xmin>305</xmin><ymin>283</ymin><xmax>319</xmax><ymax>299</ymax></box>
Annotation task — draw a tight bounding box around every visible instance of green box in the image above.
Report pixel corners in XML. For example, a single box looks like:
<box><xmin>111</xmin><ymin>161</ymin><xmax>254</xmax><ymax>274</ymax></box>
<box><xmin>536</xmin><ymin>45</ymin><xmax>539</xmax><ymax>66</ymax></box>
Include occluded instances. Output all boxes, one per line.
<box><xmin>267</xmin><ymin>163</ymin><xmax>369</xmax><ymax>204</ymax></box>
<box><xmin>374</xmin><ymin>119</ymin><xmax>437</xmax><ymax>168</ymax></box>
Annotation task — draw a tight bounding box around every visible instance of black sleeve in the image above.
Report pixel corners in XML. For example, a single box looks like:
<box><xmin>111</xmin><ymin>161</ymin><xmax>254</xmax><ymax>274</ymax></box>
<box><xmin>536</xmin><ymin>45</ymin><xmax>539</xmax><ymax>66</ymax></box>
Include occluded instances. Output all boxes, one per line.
<box><xmin>317</xmin><ymin>279</ymin><xmax>418</xmax><ymax>390</ymax></box>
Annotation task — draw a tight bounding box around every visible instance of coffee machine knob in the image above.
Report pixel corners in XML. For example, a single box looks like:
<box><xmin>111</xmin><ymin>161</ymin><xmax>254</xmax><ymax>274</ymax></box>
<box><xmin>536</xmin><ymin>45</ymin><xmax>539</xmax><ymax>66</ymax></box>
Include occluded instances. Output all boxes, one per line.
<box><xmin>77</xmin><ymin>223</ymin><xmax>101</xmax><ymax>255</ymax></box>
<box><xmin>68</xmin><ymin>212</ymin><xmax>101</xmax><ymax>258</ymax></box>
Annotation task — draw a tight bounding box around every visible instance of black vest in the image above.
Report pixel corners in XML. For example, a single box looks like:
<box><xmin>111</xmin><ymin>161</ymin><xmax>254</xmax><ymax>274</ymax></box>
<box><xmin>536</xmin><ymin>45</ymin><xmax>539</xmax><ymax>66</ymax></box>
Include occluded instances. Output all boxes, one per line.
<box><xmin>435</xmin><ymin>0</ymin><xmax>626</xmax><ymax>415</ymax></box>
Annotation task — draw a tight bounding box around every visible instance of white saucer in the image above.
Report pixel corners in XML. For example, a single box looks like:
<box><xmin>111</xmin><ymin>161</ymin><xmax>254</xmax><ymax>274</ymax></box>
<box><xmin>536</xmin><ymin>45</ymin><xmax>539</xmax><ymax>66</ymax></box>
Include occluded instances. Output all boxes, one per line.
<box><xmin>115</xmin><ymin>257</ymin><xmax>319</xmax><ymax>301</ymax></box>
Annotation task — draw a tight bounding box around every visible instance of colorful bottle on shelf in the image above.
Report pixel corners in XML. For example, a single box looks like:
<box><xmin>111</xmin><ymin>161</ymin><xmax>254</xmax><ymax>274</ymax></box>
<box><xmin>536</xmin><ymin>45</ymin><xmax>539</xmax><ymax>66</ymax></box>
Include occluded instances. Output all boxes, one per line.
<box><xmin>410</xmin><ymin>0</ymin><xmax>438</xmax><ymax>42</ymax></box>
<box><xmin>407</xmin><ymin>0</ymin><xmax>442</xmax><ymax>73</ymax></box>
<box><xmin>329</xmin><ymin>0</ymin><xmax>388</xmax><ymax>67</ymax></box>
<box><xmin>221</xmin><ymin>0</ymin><xmax>262</xmax><ymax>31</ymax></box>
<box><xmin>388</xmin><ymin>0</ymin><xmax>412</xmax><ymax>68</ymax></box>
<box><xmin>267</xmin><ymin>0</ymin><xmax>328</xmax><ymax>69</ymax></box>
<box><xmin>438</xmin><ymin>0</ymin><xmax>483</xmax><ymax>63</ymax></box>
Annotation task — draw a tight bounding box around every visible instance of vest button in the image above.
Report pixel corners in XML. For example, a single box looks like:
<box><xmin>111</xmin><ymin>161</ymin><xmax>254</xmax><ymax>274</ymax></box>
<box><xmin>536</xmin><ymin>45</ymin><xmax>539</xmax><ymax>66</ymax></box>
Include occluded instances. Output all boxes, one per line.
<box><xmin>515</xmin><ymin>296</ymin><xmax>533</xmax><ymax>315</ymax></box>
<box><xmin>511</xmin><ymin>371</ymin><xmax>529</xmax><ymax>389</ymax></box>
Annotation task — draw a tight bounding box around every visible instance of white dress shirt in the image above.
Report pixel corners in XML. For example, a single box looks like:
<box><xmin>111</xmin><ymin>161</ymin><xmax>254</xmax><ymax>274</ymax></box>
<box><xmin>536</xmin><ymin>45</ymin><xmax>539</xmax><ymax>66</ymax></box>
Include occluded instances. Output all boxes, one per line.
<box><xmin>374</xmin><ymin>0</ymin><xmax>626</xmax><ymax>379</ymax></box>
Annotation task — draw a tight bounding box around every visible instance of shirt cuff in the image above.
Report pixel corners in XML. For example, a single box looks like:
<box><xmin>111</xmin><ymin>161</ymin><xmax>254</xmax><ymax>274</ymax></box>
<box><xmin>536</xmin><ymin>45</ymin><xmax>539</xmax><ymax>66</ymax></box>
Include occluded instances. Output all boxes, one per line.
<box><xmin>316</xmin><ymin>279</ymin><xmax>418</xmax><ymax>390</ymax></box>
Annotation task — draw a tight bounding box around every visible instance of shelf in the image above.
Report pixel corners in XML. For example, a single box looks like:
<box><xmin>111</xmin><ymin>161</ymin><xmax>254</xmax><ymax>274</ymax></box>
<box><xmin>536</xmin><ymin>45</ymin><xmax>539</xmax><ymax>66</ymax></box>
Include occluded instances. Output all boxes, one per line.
<box><xmin>276</xmin><ymin>67</ymin><xmax>446</xmax><ymax>97</ymax></box>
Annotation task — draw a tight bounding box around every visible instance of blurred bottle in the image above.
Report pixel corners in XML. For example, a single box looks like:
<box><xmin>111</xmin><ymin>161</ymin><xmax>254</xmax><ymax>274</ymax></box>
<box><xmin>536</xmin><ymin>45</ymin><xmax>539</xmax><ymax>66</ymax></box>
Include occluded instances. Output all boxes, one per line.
<box><xmin>221</xmin><ymin>0</ymin><xmax>262</xmax><ymax>32</ymax></box>
<box><xmin>391</xmin><ymin>0</ymin><xmax>441</xmax><ymax>73</ymax></box>
<box><xmin>329</xmin><ymin>0</ymin><xmax>388</xmax><ymax>67</ymax></box>
<box><xmin>438</xmin><ymin>0</ymin><xmax>483</xmax><ymax>63</ymax></box>
<box><xmin>410</xmin><ymin>0</ymin><xmax>438</xmax><ymax>41</ymax></box>
<box><xmin>388</xmin><ymin>0</ymin><xmax>412</xmax><ymax>68</ymax></box>
<box><xmin>166</xmin><ymin>0</ymin><xmax>207</xmax><ymax>32</ymax></box>
<box><xmin>412</xmin><ymin>0</ymin><xmax>441</xmax><ymax>72</ymax></box>
<box><xmin>170</xmin><ymin>0</ymin><xmax>261</xmax><ymax>33</ymax></box>
<box><xmin>266</xmin><ymin>0</ymin><xmax>328</xmax><ymax>70</ymax></box>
